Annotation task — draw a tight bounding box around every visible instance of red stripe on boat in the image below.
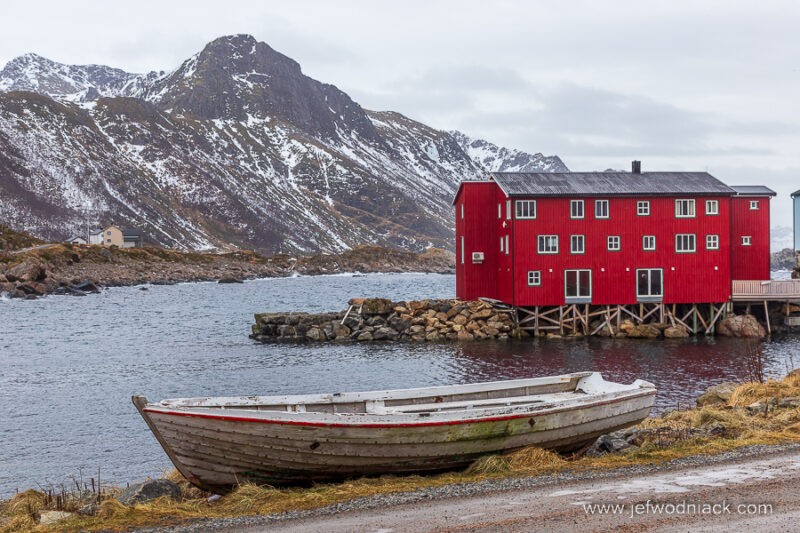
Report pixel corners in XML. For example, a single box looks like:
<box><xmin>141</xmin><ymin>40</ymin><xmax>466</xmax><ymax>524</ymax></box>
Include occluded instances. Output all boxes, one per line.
<box><xmin>143</xmin><ymin>391</ymin><xmax>655</xmax><ymax>429</ymax></box>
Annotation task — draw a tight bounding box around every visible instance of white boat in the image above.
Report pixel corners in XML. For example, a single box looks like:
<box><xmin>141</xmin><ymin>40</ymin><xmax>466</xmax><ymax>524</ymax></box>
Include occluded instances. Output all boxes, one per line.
<box><xmin>133</xmin><ymin>372</ymin><xmax>655</xmax><ymax>492</ymax></box>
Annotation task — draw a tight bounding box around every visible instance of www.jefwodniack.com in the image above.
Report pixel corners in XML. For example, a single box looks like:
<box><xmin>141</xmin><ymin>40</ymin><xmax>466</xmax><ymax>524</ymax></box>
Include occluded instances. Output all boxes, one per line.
<box><xmin>583</xmin><ymin>499</ymin><xmax>773</xmax><ymax>518</ymax></box>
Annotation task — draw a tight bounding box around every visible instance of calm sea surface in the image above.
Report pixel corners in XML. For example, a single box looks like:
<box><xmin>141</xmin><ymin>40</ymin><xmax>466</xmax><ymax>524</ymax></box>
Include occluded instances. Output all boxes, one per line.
<box><xmin>1</xmin><ymin>272</ymin><xmax>799</xmax><ymax>496</ymax></box>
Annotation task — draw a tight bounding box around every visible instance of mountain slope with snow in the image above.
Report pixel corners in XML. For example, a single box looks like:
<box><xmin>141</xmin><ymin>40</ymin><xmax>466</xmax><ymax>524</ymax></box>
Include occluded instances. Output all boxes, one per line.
<box><xmin>0</xmin><ymin>35</ymin><xmax>566</xmax><ymax>253</ymax></box>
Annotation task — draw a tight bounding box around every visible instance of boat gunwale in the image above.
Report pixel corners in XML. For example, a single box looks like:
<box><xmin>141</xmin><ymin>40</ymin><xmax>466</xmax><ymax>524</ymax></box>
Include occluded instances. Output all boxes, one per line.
<box><xmin>154</xmin><ymin>372</ymin><xmax>600</xmax><ymax>408</ymax></box>
<box><xmin>143</xmin><ymin>388</ymin><xmax>657</xmax><ymax>429</ymax></box>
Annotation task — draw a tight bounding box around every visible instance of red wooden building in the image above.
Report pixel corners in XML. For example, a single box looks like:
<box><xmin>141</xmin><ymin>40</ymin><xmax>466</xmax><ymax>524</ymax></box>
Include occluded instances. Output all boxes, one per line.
<box><xmin>454</xmin><ymin>163</ymin><xmax>775</xmax><ymax>308</ymax></box>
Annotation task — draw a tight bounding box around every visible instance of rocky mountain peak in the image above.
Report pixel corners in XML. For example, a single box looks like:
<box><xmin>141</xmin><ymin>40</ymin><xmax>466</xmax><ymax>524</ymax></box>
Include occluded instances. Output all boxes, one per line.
<box><xmin>451</xmin><ymin>130</ymin><xmax>568</xmax><ymax>173</ymax></box>
<box><xmin>144</xmin><ymin>34</ymin><xmax>380</xmax><ymax>142</ymax></box>
<box><xmin>0</xmin><ymin>52</ymin><xmax>140</xmax><ymax>101</ymax></box>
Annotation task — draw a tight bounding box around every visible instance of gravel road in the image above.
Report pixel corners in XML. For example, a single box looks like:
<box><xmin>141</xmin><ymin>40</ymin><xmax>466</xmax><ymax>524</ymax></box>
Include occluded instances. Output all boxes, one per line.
<box><xmin>138</xmin><ymin>443</ymin><xmax>800</xmax><ymax>533</ymax></box>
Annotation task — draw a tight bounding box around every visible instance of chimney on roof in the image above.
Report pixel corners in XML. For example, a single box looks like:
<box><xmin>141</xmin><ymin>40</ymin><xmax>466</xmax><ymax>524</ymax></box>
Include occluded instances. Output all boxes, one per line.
<box><xmin>631</xmin><ymin>160</ymin><xmax>641</xmax><ymax>174</ymax></box>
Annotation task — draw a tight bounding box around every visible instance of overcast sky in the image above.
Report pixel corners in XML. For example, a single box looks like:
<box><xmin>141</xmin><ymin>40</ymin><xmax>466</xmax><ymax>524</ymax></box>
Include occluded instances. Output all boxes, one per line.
<box><xmin>1</xmin><ymin>0</ymin><xmax>798</xmax><ymax>227</ymax></box>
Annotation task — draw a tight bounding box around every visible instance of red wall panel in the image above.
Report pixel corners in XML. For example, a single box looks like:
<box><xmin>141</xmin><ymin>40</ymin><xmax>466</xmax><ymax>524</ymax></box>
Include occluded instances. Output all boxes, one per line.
<box><xmin>731</xmin><ymin>197</ymin><xmax>771</xmax><ymax>280</ymax></box>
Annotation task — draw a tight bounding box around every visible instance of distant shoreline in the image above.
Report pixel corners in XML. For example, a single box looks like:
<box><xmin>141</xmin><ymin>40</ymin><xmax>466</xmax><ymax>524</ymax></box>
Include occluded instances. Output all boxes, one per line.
<box><xmin>0</xmin><ymin>243</ymin><xmax>456</xmax><ymax>299</ymax></box>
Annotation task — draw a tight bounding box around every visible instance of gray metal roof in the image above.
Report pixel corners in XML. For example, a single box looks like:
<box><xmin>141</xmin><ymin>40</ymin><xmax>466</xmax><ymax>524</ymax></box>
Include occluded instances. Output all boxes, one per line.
<box><xmin>490</xmin><ymin>172</ymin><xmax>736</xmax><ymax>197</ymax></box>
<box><xmin>792</xmin><ymin>189</ymin><xmax>800</xmax><ymax>198</ymax></box>
<box><xmin>730</xmin><ymin>185</ymin><xmax>777</xmax><ymax>197</ymax></box>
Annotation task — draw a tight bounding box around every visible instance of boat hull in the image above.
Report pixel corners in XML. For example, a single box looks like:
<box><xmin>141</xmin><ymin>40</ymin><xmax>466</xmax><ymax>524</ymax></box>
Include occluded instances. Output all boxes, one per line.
<box><xmin>135</xmin><ymin>383</ymin><xmax>654</xmax><ymax>492</ymax></box>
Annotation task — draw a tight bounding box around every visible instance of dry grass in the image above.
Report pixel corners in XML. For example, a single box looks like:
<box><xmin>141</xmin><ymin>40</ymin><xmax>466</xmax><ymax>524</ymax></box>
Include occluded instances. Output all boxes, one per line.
<box><xmin>5</xmin><ymin>374</ymin><xmax>800</xmax><ymax>533</ymax></box>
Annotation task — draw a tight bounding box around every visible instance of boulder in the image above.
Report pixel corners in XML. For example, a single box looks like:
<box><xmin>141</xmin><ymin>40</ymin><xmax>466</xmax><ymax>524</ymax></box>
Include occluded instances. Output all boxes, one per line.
<box><xmin>664</xmin><ymin>325</ymin><xmax>690</xmax><ymax>338</ymax></box>
<box><xmin>217</xmin><ymin>277</ymin><xmax>243</xmax><ymax>284</ymax></box>
<box><xmin>306</xmin><ymin>327</ymin><xmax>325</xmax><ymax>341</ymax></box>
<box><xmin>356</xmin><ymin>331</ymin><xmax>374</xmax><ymax>341</ymax></box>
<box><xmin>73</xmin><ymin>280</ymin><xmax>100</xmax><ymax>293</ymax></box>
<box><xmin>696</xmin><ymin>382</ymin><xmax>738</xmax><ymax>407</ymax></box>
<box><xmin>471</xmin><ymin>308</ymin><xmax>493</xmax><ymax>320</ymax></box>
<box><xmin>619</xmin><ymin>319</ymin><xmax>635</xmax><ymax>333</ymax></box>
<box><xmin>456</xmin><ymin>330</ymin><xmax>474</xmax><ymax>341</ymax></box>
<box><xmin>333</xmin><ymin>324</ymin><xmax>351</xmax><ymax>339</ymax></box>
<box><xmin>779</xmin><ymin>396</ymin><xmax>800</xmax><ymax>408</ymax></box>
<box><xmin>373</xmin><ymin>327</ymin><xmax>399</xmax><ymax>340</ymax></box>
<box><xmin>5</xmin><ymin>261</ymin><xmax>46</xmax><ymax>283</ymax></box>
<box><xmin>118</xmin><ymin>479</ymin><xmax>181</xmax><ymax>505</ymax></box>
<box><xmin>361</xmin><ymin>298</ymin><xmax>394</xmax><ymax>315</ymax></box>
<box><xmin>717</xmin><ymin>314</ymin><xmax>766</xmax><ymax>337</ymax></box>
<box><xmin>39</xmin><ymin>510</ymin><xmax>73</xmax><ymax>525</ymax></box>
<box><xmin>626</xmin><ymin>324</ymin><xmax>661</xmax><ymax>338</ymax></box>
<box><xmin>586</xmin><ymin>434</ymin><xmax>633</xmax><ymax>456</ymax></box>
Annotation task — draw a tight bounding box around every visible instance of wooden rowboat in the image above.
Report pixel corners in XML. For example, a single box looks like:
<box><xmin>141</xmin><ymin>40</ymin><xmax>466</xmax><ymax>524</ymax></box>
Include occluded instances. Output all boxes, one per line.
<box><xmin>133</xmin><ymin>372</ymin><xmax>655</xmax><ymax>492</ymax></box>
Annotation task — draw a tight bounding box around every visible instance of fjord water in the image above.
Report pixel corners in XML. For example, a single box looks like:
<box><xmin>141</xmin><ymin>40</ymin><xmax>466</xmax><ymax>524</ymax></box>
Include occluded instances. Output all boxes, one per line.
<box><xmin>1</xmin><ymin>273</ymin><xmax>799</xmax><ymax>497</ymax></box>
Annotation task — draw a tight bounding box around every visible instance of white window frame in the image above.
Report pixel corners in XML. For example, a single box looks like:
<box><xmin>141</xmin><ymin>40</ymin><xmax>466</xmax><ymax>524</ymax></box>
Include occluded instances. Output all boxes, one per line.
<box><xmin>460</xmin><ymin>203</ymin><xmax>464</xmax><ymax>220</ymax></box>
<box><xmin>642</xmin><ymin>235</ymin><xmax>656</xmax><ymax>251</ymax></box>
<box><xmin>537</xmin><ymin>235</ymin><xmax>559</xmax><ymax>254</ymax></box>
<box><xmin>706</xmin><ymin>234</ymin><xmax>719</xmax><ymax>250</ymax></box>
<box><xmin>636</xmin><ymin>268</ymin><xmax>664</xmax><ymax>300</ymax></box>
<box><xmin>675</xmin><ymin>199</ymin><xmax>696</xmax><ymax>218</ymax></box>
<box><xmin>460</xmin><ymin>236</ymin><xmax>465</xmax><ymax>264</ymax></box>
<box><xmin>595</xmin><ymin>199</ymin><xmax>609</xmax><ymax>219</ymax></box>
<box><xmin>500</xmin><ymin>236</ymin><xmax>504</xmax><ymax>253</ymax></box>
<box><xmin>607</xmin><ymin>235</ymin><xmax>621</xmax><ymax>251</ymax></box>
<box><xmin>527</xmin><ymin>270</ymin><xmax>541</xmax><ymax>286</ymax></box>
<box><xmin>497</xmin><ymin>203</ymin><xmax>501</xmax><ymax>219</ymax></box>
<box><xmin>742</xmin><ymin>236</ymin><xmax>752</xmax><ymax>246</ymax></box>
<box><xmin>675</xmin><ymin>233</ymin><xmax>696</xmax><ymax>253</ymax></box>
<box><xmin>750</xmin><ymin>200</ymin><xmax>759</xmax><ymax>210</ymax></box>
<box><xmin>570</xmin><ymin>234</ymin><xmax>585</xmax><ymax>254</ymax></box>
<box><xmin>705</xmin><ymin>200</ymin><xmax>719</xmax><ymax>215</ymax></box>
<box><xmin>570</xmin><ymin>200</ymin><xmax>584</xmax><ymax>219</ymax></box>
<box><xmin>564</xmin><ymin>269</ymin><xmax>592</xmax><ymax>302</ymax></box>
<box><xmin>515</xmin><ymin>200</ymin><xmax>536</xmax><ymax>219</ymax></box>
<box><xmin>637</xmin><ymin>201</ymin><xmax>650</xmax><ymax>216</ymax></box>
<box><xmin>505</xmin><ymin>235</ymin><xmax>509</xmax><ymax>255</ymax></box>
<box><xmin>506</xmin><ymin>199</ymin><xmax>511</xmax><ymax>219</ymax></box>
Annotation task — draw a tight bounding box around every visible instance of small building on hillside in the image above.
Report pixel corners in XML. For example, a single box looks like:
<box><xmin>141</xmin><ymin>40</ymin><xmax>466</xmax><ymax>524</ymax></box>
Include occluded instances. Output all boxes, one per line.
<box><xmin>453</xmin><ymin>162</ymin><xmax>775</xmax><ymax>308</ymax></box>
<box><xmin>89</xmin><ymin>225</ymin><xmax>143</xmax><ymax>248</ymax></box>
<box><xmin>67</xmin><ymin>235</ymin><xmax>88</xmax><ymax>245</ymax></box>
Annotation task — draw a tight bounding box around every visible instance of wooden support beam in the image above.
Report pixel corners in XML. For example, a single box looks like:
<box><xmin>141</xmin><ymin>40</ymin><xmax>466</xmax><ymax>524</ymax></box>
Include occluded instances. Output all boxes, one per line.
<box><xmin>705</xmin><ymin>304</ymin><xmax>726</xmax><ymax>335</ymax></box>
<box><xmin>764</xmin><ymin>300</ymin><xmax>771</xmax><ymax>335</ymax></box>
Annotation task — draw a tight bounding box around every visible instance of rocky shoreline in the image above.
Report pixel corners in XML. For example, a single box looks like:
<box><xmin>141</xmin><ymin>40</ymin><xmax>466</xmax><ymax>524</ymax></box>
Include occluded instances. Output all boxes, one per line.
<box><xmin>0</xmin><ymin>244</ymin><xmax>455</xmax><ymax>300</ymax></box>
<box><xmin>250</xmin><ymin>297</ymin><xmax>771</xmax><ymax>342</ymax></box>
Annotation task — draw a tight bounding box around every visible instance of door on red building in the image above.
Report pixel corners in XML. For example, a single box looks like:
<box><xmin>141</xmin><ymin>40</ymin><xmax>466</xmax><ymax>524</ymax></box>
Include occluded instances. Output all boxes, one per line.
<box><xmin>636</xmin><ymin>268</ymin><xmax>663</xmax><ymax>302</ymax></box>
<box><xmin>565</xmin><ymin>269</ymin><xmax>592</xmax><ymax>303</ymax></box>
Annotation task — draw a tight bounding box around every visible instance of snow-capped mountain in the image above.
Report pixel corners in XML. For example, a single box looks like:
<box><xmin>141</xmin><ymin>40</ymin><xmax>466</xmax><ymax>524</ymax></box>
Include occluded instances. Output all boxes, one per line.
<box><xmin>450</xmin><ymin>131</ymin><xmax>567</xmax><ymax>173</ymax></box>
<box><xmin>0</xmin><ymin>35</ymin><xmax>566</xmax><ymax>253</ymax></box>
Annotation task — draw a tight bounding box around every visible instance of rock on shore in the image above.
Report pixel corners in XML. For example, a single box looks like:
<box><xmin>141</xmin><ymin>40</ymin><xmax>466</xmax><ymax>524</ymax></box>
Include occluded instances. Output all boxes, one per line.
<box><xmin>251</xmin><ymin>298</ymin><xmax>517</xmax><ymax>342</ymax></box>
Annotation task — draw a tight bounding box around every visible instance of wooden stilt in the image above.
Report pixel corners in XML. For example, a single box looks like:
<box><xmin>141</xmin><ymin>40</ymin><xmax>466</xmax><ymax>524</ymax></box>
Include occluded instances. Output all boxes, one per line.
<box><xmin>764</xmin><ymin>300</ymin><xmax>771</xmax><ymax>334</ymax></box>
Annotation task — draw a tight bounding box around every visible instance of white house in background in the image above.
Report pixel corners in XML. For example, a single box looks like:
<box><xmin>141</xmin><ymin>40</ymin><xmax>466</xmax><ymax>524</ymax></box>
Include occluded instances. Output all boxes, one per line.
<box><xmin>67</xmin><ymin>235</ymin><xmax>88</xmax><ymax>244</ymax></box>
<box><xmin>88</xmin><ymin>228</ymin><xmax>105</xmax><ymax>245</ymax></box>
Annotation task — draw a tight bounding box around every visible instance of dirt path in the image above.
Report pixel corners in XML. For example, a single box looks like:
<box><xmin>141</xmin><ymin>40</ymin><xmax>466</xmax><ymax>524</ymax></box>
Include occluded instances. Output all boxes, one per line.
<box><xmin>233</xmin><ymin>448</ymin><xmax>800</xmax><ymax>533</ymax></box>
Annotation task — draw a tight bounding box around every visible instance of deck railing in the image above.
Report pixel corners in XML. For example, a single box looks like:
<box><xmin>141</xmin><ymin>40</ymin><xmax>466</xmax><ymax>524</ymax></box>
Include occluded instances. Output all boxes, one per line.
<box><xmin>731</xmin><ymin>280</ymin><xmax>800</xmax><ymax>301</ymax></box>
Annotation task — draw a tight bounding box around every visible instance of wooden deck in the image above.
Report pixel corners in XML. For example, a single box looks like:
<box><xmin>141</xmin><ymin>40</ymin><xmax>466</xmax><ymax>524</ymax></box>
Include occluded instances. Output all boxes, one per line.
<box><xmin>731</xmin><ymin>280</ymin><xmax>800</xmax><ymax>301</ymax></box>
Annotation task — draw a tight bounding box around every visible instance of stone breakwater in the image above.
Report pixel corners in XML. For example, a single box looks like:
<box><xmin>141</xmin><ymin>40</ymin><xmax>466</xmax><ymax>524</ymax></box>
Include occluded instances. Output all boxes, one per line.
<box><xmin>250</xmin><ymin>298</ymin><xmax>516</xmax><ymax>342</ymax></box>
<box><xmin>250</xmin><ymin>298</ymin><xmax>772</xmax><ymax>342</ymax></box>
